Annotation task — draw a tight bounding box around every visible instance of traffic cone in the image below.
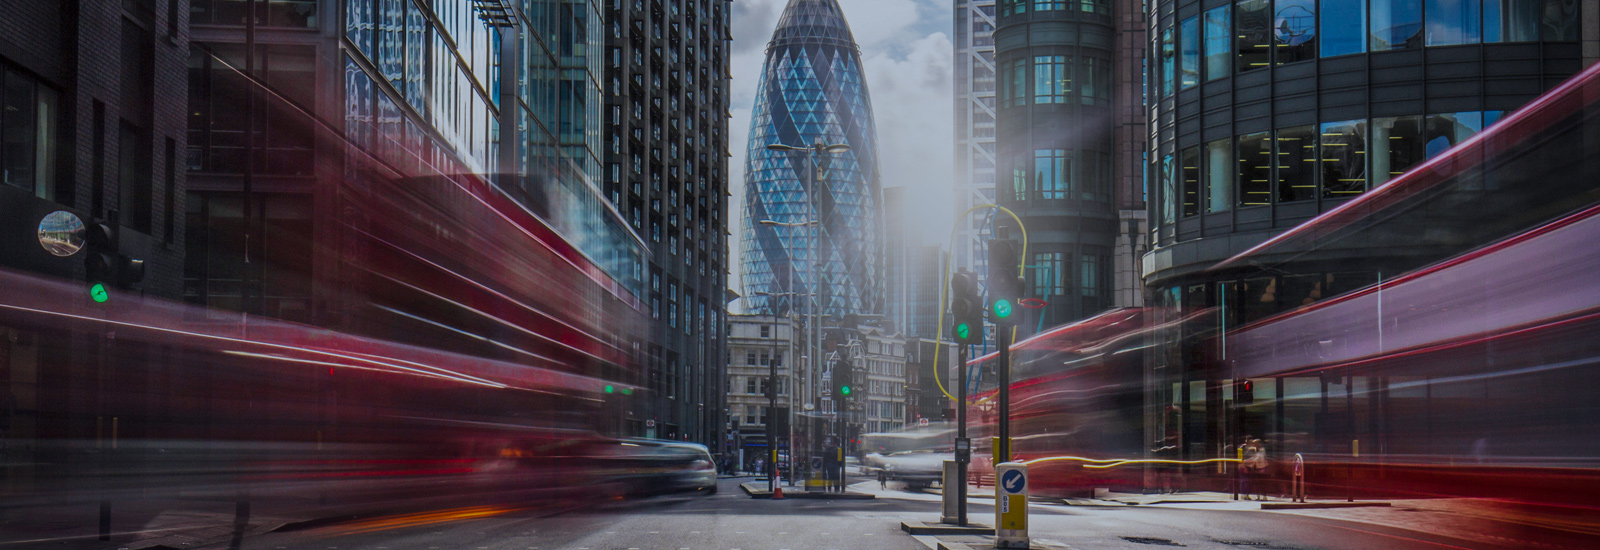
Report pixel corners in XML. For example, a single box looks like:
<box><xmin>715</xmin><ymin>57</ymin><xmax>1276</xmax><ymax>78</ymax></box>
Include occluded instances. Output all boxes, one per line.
<box><xmin>772</xmin><ymin>485</ymin><xmax>785</xmax><ymax>499</ymax></box>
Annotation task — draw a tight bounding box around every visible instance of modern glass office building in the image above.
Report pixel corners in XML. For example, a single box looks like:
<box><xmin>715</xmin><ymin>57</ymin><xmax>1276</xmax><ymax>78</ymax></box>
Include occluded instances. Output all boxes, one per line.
<box><xmin>740</xmin><ymin>0</ymin><xmax>883</xmax><ymax>318</ymax></box>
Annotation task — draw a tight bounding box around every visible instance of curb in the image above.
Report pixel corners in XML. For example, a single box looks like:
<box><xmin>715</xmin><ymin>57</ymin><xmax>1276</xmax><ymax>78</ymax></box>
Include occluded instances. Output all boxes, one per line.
<box><xmin>938</xmin><ymin>542</ymin><xmax>978</xmax><ymax>550</ymax></box>
<box><xmin>740</xmin><ymin>482</ymin><xmax>875</xmax><ymax>500</ymax></box>
<box><xmin>901</xmin><ymin>520</ymin><xmax>993</xmax><ymax>536</ymax></box>
<box><xmin>1262</xmin><ymin>501</ymin><xmax>1392</xmax><ymax>510</ymax></box>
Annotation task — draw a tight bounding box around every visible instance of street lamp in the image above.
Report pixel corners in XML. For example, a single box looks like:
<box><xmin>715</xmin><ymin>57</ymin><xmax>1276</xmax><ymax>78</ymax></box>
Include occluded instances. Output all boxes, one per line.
<box><xmin>756</xmin><ymin>290</ymin><xmax>804</xmax><ymax>488</ymax></box>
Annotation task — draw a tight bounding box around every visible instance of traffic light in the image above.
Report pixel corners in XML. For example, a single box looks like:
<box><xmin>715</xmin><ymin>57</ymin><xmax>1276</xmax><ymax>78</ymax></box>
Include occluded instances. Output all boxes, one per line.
<box><xmin>950</xmin><ymin>270</ymin><xmax>983</xmax><ymax>345</ymax></box>
<box><xmin>986</xmin><ymin>238</ymin><xmax>1024</xmax><ymax>325</ymax></box>
<box><xmin>83</xmin><ymin>221</ymin><xmax>117</xmax><ymax>302</ymax></box>
<box><xmin>1235</xmin><ymin>378</ymin><xmax>1255</xmax><ymax>405</ymax></box>
<box><xmin>834</xmin><ymin>359</ymin><xmax>855</xmax><ymax>404</ymax></box>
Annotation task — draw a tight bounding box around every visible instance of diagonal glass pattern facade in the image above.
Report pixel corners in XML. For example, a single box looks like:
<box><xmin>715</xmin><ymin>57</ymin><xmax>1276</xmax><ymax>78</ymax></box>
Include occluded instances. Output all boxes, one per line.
<box><xmin>741</xmin><ymin>0</ymin><xmax>882</xmax><ymax>317</ymax></box>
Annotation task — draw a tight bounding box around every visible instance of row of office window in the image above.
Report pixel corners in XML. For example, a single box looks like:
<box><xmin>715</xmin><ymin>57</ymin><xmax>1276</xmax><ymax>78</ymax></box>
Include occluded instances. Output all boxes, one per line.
<box><xmin>1156</xmin><ymin>111</ymin><xmax>1496</xmax><ymax>223</ymax></box>
<box><xmin>1009</xmin><ymin>148</ymin><xmax>1114</xmax><ymax>201</ymax></box>
<box><xmin>1156</xmin><ymin>0</ymin><xmax>1581</xmax><ymax>96</ymax></box>
<box><xmin>998</xmin><ymin>55</ymin><xmax>1113</xmax><ymax>109</ymax></box>
<box><xmin>1029</xmin><ymin>251</ymin><xmax>1107</xmax><ymax>299</ymax></box>
<box><xmin>999</xmin><ymin>0</ymin><xmax>1111</xmax><ymax>16</ymax></box>
<box><xmin>737</xmin><ymin>376</ymin><xmax>784</xmax><ymax>395</ymax></box>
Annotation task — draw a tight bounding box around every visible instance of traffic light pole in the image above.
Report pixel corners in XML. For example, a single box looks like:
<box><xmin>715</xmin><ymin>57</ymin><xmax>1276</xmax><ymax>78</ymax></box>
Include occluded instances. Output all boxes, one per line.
<box><xmin>956</xmin><ymin>343</ymin><xmax>969</xmax><ymax>525</ymax></box>
<box><xmin>997</xmin><ymin>327</ymin><xmax>1011</xmax><ymax>464</ymax></box>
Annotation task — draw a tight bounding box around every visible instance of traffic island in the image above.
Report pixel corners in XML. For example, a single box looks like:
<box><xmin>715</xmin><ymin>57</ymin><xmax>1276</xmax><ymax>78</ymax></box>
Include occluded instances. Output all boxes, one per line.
<box><xmin>900</xmin><ymin>520</ymin><xmax>993</xmax><ymax>536</ymax></box>
<box><xmin>740</xmin><ymin>482</ymin><xmax>875</xmax><ymax>499</ymax></box>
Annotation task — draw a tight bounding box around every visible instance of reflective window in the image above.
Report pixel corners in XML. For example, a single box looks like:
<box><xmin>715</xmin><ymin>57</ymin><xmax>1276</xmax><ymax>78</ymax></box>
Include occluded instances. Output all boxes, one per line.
<box><xmin>1542</xmin><ymin>0</ymin><xmax>1581</xmax><ymax>40</ymax></box>
<box><xmin>1160</xmin><ymin>153</ymin><xmax>1177</xmax><ymax>223</ymax></box>
<box><xmin>1484</xmin><ymin>0</ymin><xmax>1542</xmax><ymax>42</ymax></box>
<box><xmin>1083</xmin><ymin>57</ymin><xmax>1108</xmax><ymax>105</ymax></box>
<box><xmin>1012</xmin><ymin>155</ymin><xmax>1029</xmax><ymax>201</ymax></box>
<box><xmin>1082</xmin><ymin>0</ymin><xmax>1109</xmax><ymax>14</ymax></box>
<box><xmin>1080</xmin><ymin>254</ymin><xmax>1102</xmax><ymax>297</ymax></box>
<box><xmin>1371</xmin><ymin>0</ymin><xmax>1424</xmax><ymax>50</ymax></box>
<box><xmin>1236</xmin><ymin>0</ymin><xmax>1271</xmax><ymax>72</ymax></box>
<box><xmin>196</xmin><ymin>0</ymin><xmax>320</xmax><ymax>27</ymax></box>
<box><xmin>1238</xmin><ymin>131</ymin><xmax>1272</xmax><ymax>206</ymax></box>
<box><xmin>1427</xmin><ymin>0</ymin><xmax>1482</xmax><ymax>44</ymax></box>
<box><xmin>1161</xmin><ymin>28</ymin><xmax>1176</xmax><ymax>97</ymax></box>
<box><xmin>1035</xmin><ymin>0</ymin><xmax>1068</xmax><ymax>9</ymax></box>
<box><xmin>1425</xmin><ymin>112</ymin><xmax>1483</xmax><ymax>158</ymax></box>
<box><xmin>1322</xmin><ymin>0</ymin><xmax>1368</xmax><ymax>55</ymax></box>
<box><xmin>1205</xmin><ymin>138</ymin><xmax>1233</xmax><ymax>212</ymax></box>
<box><xmin>1275</xmin><ymin>125</ymin><xmax>1317</xmax><ymax>202</ymax></box>
<box><xmin>1034</xmin><ymin>149</ymin><xmax>1071</xmax><ymax>199</ymax></box>
<box><xmin>1002</xmin><ymin>58</ymin><xmax>1028</xmax><ymax>108</ymax></box>
<box><xmin>1032</xmin><ymin>252</ymin><xmax>1066</xmax><ymax>296</ymax></box>
<box><xmin>1275</xmin><ymin>0</ymin><xmax>1317</xmax><ymax>63</ymax></box>
<box><xmin>1320</xmin><ymin>120</ymin><xmax>1368</xmax><ymax>197</ymax></box>
<box><xmin>1371</xmin><ymin>115</ymin><xmax>1426</xmax><ymax>186</ymax></box>
<box><xmin>1203</xmin><ymin>7</ymin><xmax>1231</xmax><ymax>80</ymax></box>
<box><xmin>1034</xmin><ymin>55</ymin><xmax>1072</xmax><ymax>103</ymax></box>
<box><xmin>1180</xmin><ymin>17</ymin><xmax>1200</xmax><ymax>89</ymax></box>
<box><xmin>1002</xmin><ymin>0</ymin><xmax>1027</xmax><ymax>16</ymax></box>
<box><xmin>1</xmin><ymin>68</ymin><xmax>57</xmax><ymax>200</ymax></box>
<box><xmin>1181</xmin><ymin>146</ymin><xmax>1201</xmax><ymax>217</ymax></box>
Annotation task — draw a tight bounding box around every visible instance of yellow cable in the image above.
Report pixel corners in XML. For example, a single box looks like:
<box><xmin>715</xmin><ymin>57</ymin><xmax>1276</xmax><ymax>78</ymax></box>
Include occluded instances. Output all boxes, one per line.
<box><xmin>932</xmin><ymin>204</ymin><xmax>1028</xmax><ymax>402</ymax></box>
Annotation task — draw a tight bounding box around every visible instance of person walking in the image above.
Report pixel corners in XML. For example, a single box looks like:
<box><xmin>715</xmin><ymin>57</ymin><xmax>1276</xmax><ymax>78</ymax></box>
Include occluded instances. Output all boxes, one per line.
<box><xmin>1241</xmin><ymin>436</ymin><xmax>1267</xmax><ymax>500</ymax></box>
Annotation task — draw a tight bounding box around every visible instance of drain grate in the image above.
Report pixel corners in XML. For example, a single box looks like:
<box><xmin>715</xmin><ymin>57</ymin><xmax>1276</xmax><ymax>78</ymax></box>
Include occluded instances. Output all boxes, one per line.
<box><xmin>1121</xmin><ymin>536</ymin><xmax>1185</xmax><ymax>546</ymax></box>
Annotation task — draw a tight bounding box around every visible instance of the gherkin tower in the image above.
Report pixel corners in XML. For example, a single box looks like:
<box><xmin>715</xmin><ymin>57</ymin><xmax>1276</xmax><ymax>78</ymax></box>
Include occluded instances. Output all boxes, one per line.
<box><xmin>740</xmin><ymin>0</ymin><xmax>882</xmax><ymax>317</ymax></box>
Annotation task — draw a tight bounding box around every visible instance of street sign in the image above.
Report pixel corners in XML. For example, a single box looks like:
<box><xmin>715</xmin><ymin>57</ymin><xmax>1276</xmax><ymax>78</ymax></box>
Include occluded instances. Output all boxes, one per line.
<box><xmin>994</xmin><ymin>462</ymin><xmax>1029</xmax><ymax>549</ymax></box>
<box><xmin>645</xmin><ymin>419</ymin><xmax>656</xmax><ymax>428</ymax></box>
<box><xmin>811</xmin><ymin>457</ymin><xmax>823</xmax><ymax>470</ymax></box>
<box><xmin>919</xmin><ymin>417</ymin><xmax>929</xmax><ymax>427</ymax></box>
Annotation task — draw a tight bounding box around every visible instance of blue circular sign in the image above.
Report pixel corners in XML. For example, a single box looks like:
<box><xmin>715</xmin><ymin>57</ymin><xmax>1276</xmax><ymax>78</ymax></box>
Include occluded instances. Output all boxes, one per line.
<box><xmin>1000</xmin><ymin>469</ymin><xmax>1025</xmax><ymax>494</ymax></box>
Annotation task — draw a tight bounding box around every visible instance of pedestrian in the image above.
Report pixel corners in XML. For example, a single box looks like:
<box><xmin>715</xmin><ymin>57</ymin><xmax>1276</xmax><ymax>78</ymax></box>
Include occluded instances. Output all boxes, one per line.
<box><xmin>1241</xmin><ymin>436</ymin><xmax>1266</xmax><ymax>500</ymax></box>
<box><xmin>878</xmin><ymin>468</ymin><xmax>887</xmax><ymax>489</ymax></box>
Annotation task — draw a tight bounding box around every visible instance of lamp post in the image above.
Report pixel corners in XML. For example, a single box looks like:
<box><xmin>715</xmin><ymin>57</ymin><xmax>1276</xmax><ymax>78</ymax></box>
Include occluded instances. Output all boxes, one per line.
<box><xmin>759</xmin><ymin>217</ymin><xmax>820</xmax><ymax>486</ymax></box>
<box><xmin>764</xmin><ymin>139</ymin><xmax>850</xmax><ymax>481</ymax></box>
<box><xmin>755</xmin><ymin>289</ymin><xmax>805</xmax><ymax>488</ymax></box>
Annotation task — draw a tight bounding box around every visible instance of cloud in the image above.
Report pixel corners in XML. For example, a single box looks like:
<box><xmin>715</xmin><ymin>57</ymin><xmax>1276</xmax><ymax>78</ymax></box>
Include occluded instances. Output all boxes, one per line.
<box><xmin>728</xmin><ymin>0</ymin><xmax>955</xmax><ymax>305</ymax></box>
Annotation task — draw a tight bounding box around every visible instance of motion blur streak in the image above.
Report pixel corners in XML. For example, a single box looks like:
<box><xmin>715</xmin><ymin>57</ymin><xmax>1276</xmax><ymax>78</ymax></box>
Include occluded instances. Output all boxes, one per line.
<box><xmin>311</xmin><ymin>505</ymin><xmax>528</xmax><ymax>537</ymax></box>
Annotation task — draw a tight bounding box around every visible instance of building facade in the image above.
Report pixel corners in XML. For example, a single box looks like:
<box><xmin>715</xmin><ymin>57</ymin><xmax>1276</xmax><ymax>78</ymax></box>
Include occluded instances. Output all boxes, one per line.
<box><xmin>953</xmin><ymin>0</ymin><xmax>999</xmax><ymax>278</ymax></box>
<box><xmin>725</xmin><ymin>313</ymin><xmax>798</xmax><ymax>469</ymax></box>
<box><xmin>740</xmin><ymin>0</ymin><xmax>883</xmax><ymax>319</ymax></box>
<box><xmin>991</xmin><ymin>0</ymin><xmax>1149</xmax><ymax>335</ymax></box>
<box><xmin>905</xmin><ymin>338</ymin><xmax>958</xmax><ymax>425</ymax></box>
<box><xmin>853</xmin><ymin>327</ymin><xmax>907</xmax><ymax>434</ymax></box>
<box><xmin>602</xmin><ymin>0</ymin><xmax>733</xmax><ymax>446</ymax></box>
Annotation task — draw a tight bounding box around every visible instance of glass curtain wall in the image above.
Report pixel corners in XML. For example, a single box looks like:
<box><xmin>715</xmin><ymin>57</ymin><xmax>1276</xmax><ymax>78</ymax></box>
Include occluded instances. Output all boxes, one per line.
<box><xmin>1181</xmin><ymin>147</ymin><xmax>1200</xmax><ymax>217</ymax></box>
<box><xmin>1238</xmin><ymin>131</ymin><xmax>1272</xmax><ymax>206</ymax></box>
<box><xmin>1237</xmin><ymin>0</ymin><xmax>1272</xmax><ymax>72</ymax></box>
<box><xmin>1275</xmin><ymin>0</ymin><xmax>1318</xmax><ymax>63</ymax></box>
<box><xmin>1275</xmin><ymin>126</ymin><xmax>1317</xmax><ymax>202</ymax></box>
<box><xmin>1180</xmin><ymin>17</ymin><xmax>1200</xmax><ymax>89</ymax></box>
<box><xmin>1371</xmin><ymin>0</ymin><xmax>1424</xmax><ymax>50</ymax></box>
<box><xmin>1205</xmin><ymin>139</ymin><xmax>1232</xmax><ymax>211</ymax></box>
<box><xmin>1320</xmin><ymin>120</ymin><xmax>1367</xmax><ymax>197</ymax></box>
<box><xmin>1323</xmin><ymin>0</ymin><xmax>1369</xmax><ymax>55</ymax></box>
<box><xmin>1371</xmin><ymin>115</ymin><xmax>1425</xmax><ymax>186</ymax></box>
<box><xmin>1203</xmin><ymin>7</ymin><xmax>1231</xmax><ymax>80</ymax></box>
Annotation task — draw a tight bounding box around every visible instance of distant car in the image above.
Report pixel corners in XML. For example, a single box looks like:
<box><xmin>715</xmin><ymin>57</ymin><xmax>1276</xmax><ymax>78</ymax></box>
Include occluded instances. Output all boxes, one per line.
<box><xmin>605</xmin><ymin>439</ymin><xmax>718</xmax><ymax>496</ymax></box>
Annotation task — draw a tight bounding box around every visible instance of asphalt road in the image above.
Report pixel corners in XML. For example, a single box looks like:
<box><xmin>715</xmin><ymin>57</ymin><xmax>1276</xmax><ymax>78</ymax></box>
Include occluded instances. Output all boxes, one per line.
<box><xmin>212</xmin><ymin>477</ymin><xmax>1574</xmax><ymax>550</ymax></box>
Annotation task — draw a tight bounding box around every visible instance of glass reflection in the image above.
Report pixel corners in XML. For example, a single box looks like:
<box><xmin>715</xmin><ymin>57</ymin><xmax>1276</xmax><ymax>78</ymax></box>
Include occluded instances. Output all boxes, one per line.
<box><xmin>1371</xmin><ymin>115</ymin><xmax>1425</xmax><ymax>187</ymax></box>
<box><xmin>1427</xmin><ymin>0</ymin><xmax>1482</xmax><ymax>44</ymax></box>
<box><xmin>1320</xmin><ymin>120</ymin><xmax>1368</xmax><ymax>197</ymax></box>
<box><xmin>1321</xmin><ymin>0</ymin><xmax>1368</xmax><ymax>56</ymax></box>
<box><xmin>1274</xmin><ymin>0</ymin><xmax>1317</xmax><ymax>63</ymax></box>
<box><xmin>1180</xmin><ymin>17</ymin><xmax>1200</xmax><ymax>89</ymax></box>
<box><xmin>1206</xmin><ymin>138</ymin><xmax>1233</xmax><ymax>212</ymax></box>
<box><xmin>1425</xmin><ymin>112</ymin><xmax>1483</xmax><ymax>159</ymax></box>
<box><xmin>1371</xmin><ymin>0</ymin><xmax>1424</xmax><ymax>50</ymax></box>
<box><xmin>1203</xmin><ymin>6</ymin><xmax>1231</xmax><ymax>80</ymax></box>
<box><xmin>1237</xmin><ymin>0</ymin><xmax>1272</xmax><ymax>72</ymax></box>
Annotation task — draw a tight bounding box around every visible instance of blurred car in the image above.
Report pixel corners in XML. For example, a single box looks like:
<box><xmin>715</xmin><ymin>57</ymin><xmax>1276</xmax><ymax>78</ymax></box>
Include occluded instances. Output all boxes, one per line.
<box><xmin>601</xmin><ymin>439</ymin><xmax>718</xmax><ymax>496</ymax></box>
<box><xmin>862</xmin><ymin>450</ymin><xmax>950</xmax><ymax>491</ymax></box>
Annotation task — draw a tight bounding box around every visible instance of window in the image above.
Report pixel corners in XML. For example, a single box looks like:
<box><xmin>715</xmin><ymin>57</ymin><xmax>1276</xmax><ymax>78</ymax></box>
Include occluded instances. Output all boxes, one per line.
<box><xmin>1371</xmin><ymin>0</ymin><xmax>1424</xmax><ymax>50</ymax></box>
<box><xmin>1275</xmin><ymin>125</ymin><xmax>1317</xmax><ymax>202</ymax></box>
<box><xmin>1427</xmin><ymin>0</ymin><xmax>1482</xmax><ymax>44</ymax></box>
<box><xmin>1181</xmin><ymin>146</ymin><xmax>1201</xmax><ymax>217</ymax></box>
<box><xmin>760</xmin><ymin>352</ymin><xmax>770</xmax><ymax>366</ymax></box>
<box><xmin>746</xmin><ymin>377</ymin><xmax>756</xmax><ymax>394</ymax></box>
<box><xmin>1034</xmin><ymin>0</ymin><xmax>1067</xmax><ymax>9</ymax></box>
<box><xmin>1001</xmin><ymin>58</ymin><xmax>1028</xmax><ymax>108</ymax></box>
<box><xmin>1032</xmin><ymin>252</ymin><xmax>1066</xmax><ymax>297</ymax></box>
<box><xmin>1371</xmin><ymin>115</ymin><xmax>1425</xmax><ymax>186</ymax></box>
<box><xmin>1238</xmin><ymin>131</ymin><xmax>1272</xmax><ymax>206</ymax></box>
<box><xmin>1082</xmin><ymin>0</ymin><xmax>1108</xmax><ymax>14</ymax></box>
<box><xmin>1320</xmin><ymin>120</ymin><xmax>1368</xmax><ymax>197</ymax></box>
<box><xmin>1322</xmin><ymin>0</ymin><xmax>1368</xmax><ymax>56</ymax></box>
<box><xmin>1080</xmin><ymin>254</ymin><xmax>1102</xmax><ymax>297</ymax></box>
<box><xmin>760</xmin><ymin>324</ymin><xmax>770</xmax><ymax>338</ymax></box>
<box><xmin>1159</xmin><ymin>154</ymin><xmax>1176</xmax><ymax>223</ymax></box>
<box><xmin>1001</xmin><ymin>0</ymin><xmax>1027</xmax><ymax>16</ymax></box>
<box><xmin>1082</xmin><ymin>57</ymin><xmax>1107</xmax><ymax>105</ymax></box>
<box><xmin>1160</xmin><ymin>28</ymin><xmax>1175</xmax><ymax>97</ymax></box>
<box><xmin>1033</xmin><ymin>55</ymin><xmax>1071</xmax><ymax>104</ymax></box>
<box><xmin>1425</xmin><ymin>112</ymin><xmax>1483</xmax><ymax>159</ymax></box>
<box><xmin>1</xmin><ymin>68</ymin><xmax>58</xmax><ymax>200</ymax></box>
<box><xmin>1484</xmin><ymin>0</ymin><xmax>1543</xmax><ymax>42</ymax></box>
<box><xmin>184</xmin><ymin>193</ymin><xmax>312</xmax><ymax>321</ymax></box>
<box><xmin>119</xmin><ymin>121</ymin><xmax>153</xmax><ymax>233</ymax></box>
<box><xmin>1205</xmin><ymin>139</ymin><xmax>1233</xmax><ymax>212</ymax></box>
<box><xmin>1237</xmin><ymin>0</ymin><xmax>1272</xmax><ymax>71</ymax></box>
<box><xmin>747</xmin><ymin>352</ymin><xmax>757</xmax><ymax>365</ymax></box>
<box><xmin>1012</xmin><ymin>155</ymin><xmax>1029</xmax><ymax>200</ymax></box>
<box><xmin>1203</xmin><ymin>7</ymin><xmax>1232</xmax><ymax>80</ymax></box>
<box><xmin>1034</xmin><ymin>149</ymin><xmax>1070</xmax><ymax>199</ymax></box>
<box><xmin>1275</xmin><ymin>0</ymin><xmax>1317</xmax><ymax>63</ymax></box>
<box><xmin>1180</xmin><ymin>17</ymin><xmax>1200</xmax><ymax>89</ymax></box>
<box><xmin>198</xmin><ymin>0</ymin><xmax>320</xmax><ymax>27</ymax></box>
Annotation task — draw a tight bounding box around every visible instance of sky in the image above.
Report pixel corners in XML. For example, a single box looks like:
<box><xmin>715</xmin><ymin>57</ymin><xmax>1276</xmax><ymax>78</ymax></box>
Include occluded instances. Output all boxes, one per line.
<box><xmin>727</xmin><ymin>0</ymin><xmax>956</xmax><ymax>306</ymax></box>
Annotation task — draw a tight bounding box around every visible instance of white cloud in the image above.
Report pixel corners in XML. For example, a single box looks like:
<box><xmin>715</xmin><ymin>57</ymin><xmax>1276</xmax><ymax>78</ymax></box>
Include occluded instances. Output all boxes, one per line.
<box><xmin>728</xmin><ymin>0</ymin><xmax>955</xmax><ymax>306</ymax></box>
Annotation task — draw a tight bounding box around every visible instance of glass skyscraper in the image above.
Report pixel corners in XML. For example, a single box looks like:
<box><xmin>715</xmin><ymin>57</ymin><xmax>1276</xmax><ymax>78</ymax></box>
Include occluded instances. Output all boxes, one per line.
<box><xmin>741</xmin><ymin>0</ymin><xmax>882</xmax><ymax>317</ymax></box>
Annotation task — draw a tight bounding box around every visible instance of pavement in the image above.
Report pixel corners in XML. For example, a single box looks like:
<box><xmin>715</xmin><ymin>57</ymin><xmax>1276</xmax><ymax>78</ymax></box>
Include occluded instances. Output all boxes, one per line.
<box><xmin>6</xmin><ymin>476</ymin><xmax>1598</xmax><ymax>549</ymax></box>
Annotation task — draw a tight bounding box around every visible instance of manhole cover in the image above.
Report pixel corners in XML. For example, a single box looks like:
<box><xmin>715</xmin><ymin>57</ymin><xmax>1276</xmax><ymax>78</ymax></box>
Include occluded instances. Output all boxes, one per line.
<box><xmin>1121</xmin><ymin>536</ymin><xmax>1185</xmax><ymax>546</ymax></box>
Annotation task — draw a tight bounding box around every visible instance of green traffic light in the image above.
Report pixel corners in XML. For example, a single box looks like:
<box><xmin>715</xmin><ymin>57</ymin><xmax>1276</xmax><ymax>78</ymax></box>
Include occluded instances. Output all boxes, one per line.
<box><xmin>89</xmin><ymin>283</ymin><xmax>109</xmax><ymax>303</ymax></box>
<box><xmin>621</xmin><ymin>387</ymin><xmax>633</xmax><ymax>395</ymax></box>
<box><xmin>604</xmin><ymin>384</ymin><xmax>615</xmax><ymax>394</ymax></box>
<box><xmin>993</xmin><ymin>298</ymin><xmax>1013</xmax><ymax>318</ymax></box>
<box><xmin>840</xmin><ymin>386</ymin><xmax>851</xmax><ymax>396</ymax></box>
<box><xmin>955</xmin><ymin>323</ymin><xmax>970</xmax><ymax>340</ymax></box>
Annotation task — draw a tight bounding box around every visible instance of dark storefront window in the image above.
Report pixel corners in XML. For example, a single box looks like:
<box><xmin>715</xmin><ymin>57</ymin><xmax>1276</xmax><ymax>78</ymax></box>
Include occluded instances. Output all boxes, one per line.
<box><xmin>194</xmin><ymin>0</ymin><xmax>319</xmax><ymax>28</ymax></box>
<box><xmin>1322</xmin><ymin>0</ymin><xmax>1369</xmax><ymax>55</ymax></box>
<box><xmin>1275</xmin><ymin>125</ymin><xmax>1317</xmax><ymax>202</ymax></box>
<box><xmin>1034</xmin><ymin>149</ymin><xmax>1070</xmax><ymax>199</ymax></box>
<box><xmin>1371</xmin><ymin>0</ymin><xmax>1424</xmax><ymax>50</ymax></box>
<box><xmin>1236</xmin><ymin>0</ymin><xmax>1271</xmax><ymax>72</ymax></box>
<box><xmin>1181</xmin><ymin>146</ymin><xmax>1200</xmax><ymax>217</ymax></box>
<box><xmin>1203</xmin><ymin>7</ymin><xmax>1231</xmax><ymax>80</ymax></box>
<box><xmin>1320</xmin><ymin>119</ymin><xmax>1368</xmax><ymax>197</ymax></box>
<box><xmin>1275</xmin><ymin>0</ymin><xmax>1317</xmax><ymax>63</ymax></box>
<box><xmin>1205</xmin><ymin>138</ymin><xmax>1232</xmax><ymax>212</ymax></box>
<box><xmin>1427</xmin><ymin>0</ymin><xmax>1482</xmax><ymax>44</ymax></box>
<box><xmin>1371</xmin><ymin>115</ymin><xmax>1425</xmax><ymax>187</ymax></box>
<box><xmin>1238</xmin><ymin>132</ymin><xmax>1272</xmax><ymax>207</ymax></box>
<box><xmin>1180</xmin><ymin>17</ymin><xmax>1200</xmax><ymax>89</ymax></box>
<box><xmin>0</xmin><ymin>68</ymin><xmax>58</xmax><ymax>200</ymax></box>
